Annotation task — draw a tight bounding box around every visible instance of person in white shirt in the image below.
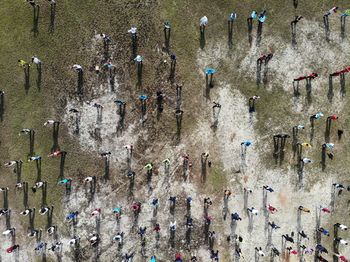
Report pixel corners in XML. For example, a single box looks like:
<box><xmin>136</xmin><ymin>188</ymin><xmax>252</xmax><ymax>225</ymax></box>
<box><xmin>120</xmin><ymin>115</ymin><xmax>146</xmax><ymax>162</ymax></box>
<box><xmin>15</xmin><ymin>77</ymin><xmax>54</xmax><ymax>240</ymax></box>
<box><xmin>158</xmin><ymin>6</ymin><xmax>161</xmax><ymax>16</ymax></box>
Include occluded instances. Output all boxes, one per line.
<box><xmin>335</xmin><ymin>223</ymin><xmax>348</xmax><ymax>230</ymax></box>
<box><xmin>2</xmin><ymin>228</ymin><xmax>15</xmax><ymax>236</ymax></box>
<box><xmin>247</xmin><ymin>207</ymin><xmax>259</xmax><ymax>215</ymax></box>
<box><xmin>200</xmin><ymin>16</ymin><xmax>208</xmax><ymax>27</ymax></box>
<box><xmin>128</xmin><ymin>27</ymin><xmax>137</xmax><ymax>36</ymax></box>
<box><xmin>31</xmin><ymin>56</ymin><xmax>42</xmax><ymax>65</ymax></box>
<box><xmin>72</xmin><ymin>64</ymin><xmax>83</xmax><ymax>72</ymax></box>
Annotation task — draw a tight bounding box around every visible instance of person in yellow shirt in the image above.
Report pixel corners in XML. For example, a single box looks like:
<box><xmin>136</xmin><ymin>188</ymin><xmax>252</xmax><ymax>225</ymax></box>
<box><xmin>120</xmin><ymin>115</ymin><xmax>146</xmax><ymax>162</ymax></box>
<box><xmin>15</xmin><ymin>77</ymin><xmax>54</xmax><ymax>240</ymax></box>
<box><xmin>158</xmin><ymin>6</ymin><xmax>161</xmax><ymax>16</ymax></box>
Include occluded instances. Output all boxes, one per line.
<box><xmin>18</xmin><ymin>60</ymin><xmax>29</xmax><ymax>67</ymax></box>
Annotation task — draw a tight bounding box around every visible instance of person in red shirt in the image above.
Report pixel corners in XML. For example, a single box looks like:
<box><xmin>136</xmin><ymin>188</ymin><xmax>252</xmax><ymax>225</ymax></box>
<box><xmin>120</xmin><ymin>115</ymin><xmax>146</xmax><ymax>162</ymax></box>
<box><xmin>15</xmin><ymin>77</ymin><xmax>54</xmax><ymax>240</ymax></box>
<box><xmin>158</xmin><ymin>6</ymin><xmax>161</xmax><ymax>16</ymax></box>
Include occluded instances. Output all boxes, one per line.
<box><xmin>267</xmin><ymin>204</ymin><xmax>278</xmax><ymax>214</ymax></box>
<box><xmin>6</xmin><ymin>245</ymin><xmax>19</xmax><ymax>253</ymax></box>
<box><xmin>329</xmin><ymin>114</ymin><xmax>338</xmax><ymax>120</ymax></box>
<box><xmin>320</xmin><ymin>206</ymin><xmax>330</xmax><ymax>213</ymax></box>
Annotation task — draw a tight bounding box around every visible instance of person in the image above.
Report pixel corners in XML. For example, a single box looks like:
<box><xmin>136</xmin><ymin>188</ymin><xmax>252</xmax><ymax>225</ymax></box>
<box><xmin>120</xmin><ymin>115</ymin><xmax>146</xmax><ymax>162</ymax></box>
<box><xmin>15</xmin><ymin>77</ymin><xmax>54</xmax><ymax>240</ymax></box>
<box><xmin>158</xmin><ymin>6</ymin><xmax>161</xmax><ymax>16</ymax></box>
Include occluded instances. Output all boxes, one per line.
<box><xmin>320</xmin><ymin>206</ymin><xmax>331</xmax><ymax>213</ymax></box>
<box><xmin>334</xmin><ymin>237</ymin><xmax>348</xmax><ymax>245</ymax></box>
<box><xmin>47</xmin><ymin>0</ymin><xmax>56</xmax><ymax>5</ymax></box>
<box><xmin>32</xmin><ymin>181</ymin><xmax>44</xmax><ymax>193</ymax></box>
<box><xmin>244</xmin><ymin>187</ymin><xmax>253</xmax><ymax>193</ymax></box>
<box><xmin>48</xmin><ymin>242</ymin><xmax>62</xmax><ymax>252</ymax></box>
<box><xmin>263</xmin><ymin>185</ymin><xmax>274</xmax><ymax>192</ymax></box>
<box><xmin>241</xmin><ymin>141</ymin><xmax>252</xmax><ymax>147</ymax></box>
<box><xmin>6</xmin><ymin>244</ymin><xmax>19</xmax><ymax>253</ymax></box>
<box><xmin>91</xmin><ymin>208</ymin><xmax>101</xmax><ymax>217</ymax></box>
<box><xmin>170</xmin><ymin>221</ymin><xmax>176</xmax><ymax>231</ymax></box>
<box><xmin>47</xmin><ymin>226</ymin><xmax>56</xmax><ymax>235</ymax></box>
<box><xmin>186</xmin><ymin>217</ymin><xmax>193</xmax><ymax>228</ymax></box>
<box><xmin>113</xmin><ymin>232</ymin><xmax>124</xmax><ymax>244</ymax></box>
<box><xmin>258</xmin><ymin>10</ymin><xmax>267</xmax><ymax>23</ymax></box>
<box><xmin>231</xmin><ymin>212</ymin><xmax>242</xmax><ymax>221</ymax></box>
<box><xmin>154</xmin><ymin>223</ymin><xmax>160</xmax><ymax>233</ymax></box>
<box><xmin>298</xmin><ymin>230</ymin><xmax>309</xmax><ymax>240</ymax></box>
<box><xmin>186</xmin><ymin>196</ymin><xmax>192</xmax><ymax>206</ymax></box>
<box><xmin>282</xmin><ymin>234</ymin><xmax>294</xmax><ymax>243</ymax></box>
<box><xmin>35</xmin><ymin>242</ymin><xmax>46</xmax><ymax>252</ymax></box>
<box><xmin>210</xmin><ymin>249</ymin><xmax>219</xmax><ymax>261</ymax></box>
<box><xmin>2</xmin><ymin>228</ymin><xmax>15</xmax><ymax>236</ymax></box>
<box><xmin>58</xmin><ymin>178</ymin><xmax>71</xmax><ymax>186</ymax></box>
<box><xmin>100</xmin><ymin>33</ymin><xmax>111</xmax><ymax>43</ymax></box>
<box><xmin>301</xmin><ymin>142</ymin><xmax>312</xmax><ymax>148</ymax></box>
<box><xmin>89</xmin><ymin>234</ymin><xmax>99</xmax><ymax>246</ymax></box>
<box><xmin>204</xmin><ymin>197</ymin><xmax>212</xmax><ymax>208</ymax></box>
<box><xmin>144</xmin><ymin>162</ymin><xmax>153</xmax><ymax>170</ymax></box>
<box><xmin>18</xmin><ymin>59</ymin><xmax>29</xmax><ymax>67</ymax></box>
<box><xmin>84</xmin><ymin>176</ymin><xmax>96</xmax><ymax>183</ymax></box>
<box><xmin>128</xmin><ymin>26</ymin><xmax>137</xmax><ymax>36</ymax></box>
<box><xmin>100</xmin><ymin>151</ymin><xmax>111</xmax><ymax>158</ymax></box>
<box><xmin>175</xmin><ymin>252</ymin><xmax>183</xmax><ymax>262</ymax></box>
<box><xmin>224</xmin><ymin>189</ymin><xmax>232</xmax><ymax>198</ymax></box>
<box><xmin>335</xmin><ymin>223</ymin><xmax>348</xmax><ymax>230</ymax></box>
<box><xmin>267</xmin><ymin>204</ymin><xmax>277</xmax><ymax>214</ymax></box>
<box><xmin>333</xmin><ymin>183</ymin><xmax>345</xmax><ymax>189</ymax></box>
<box><xmin>150</xmin><ymin>256</ymin><xmax>157</xmax><ymax>262</ymax></box>
<box><xmin>48</xmin><ymin>150</ymin><xmax>63</xmax><ymax>157</ymax></box>
<box><xmin>228</xmin><ymin>12</ymin><xmax>237</xmax><ymax>22</ymax></box>
<box><xmin>250</xmin><ymin>11</ymin><xmax>258</xmax><ymax>20</ymax></box>
<box><xmin>324</xmin><ymin>6</ymin><xmax>338</xmax><ymax>16</ymax></box>
<box><xmin>247</xmin><ymin>207</ymin><xmax>259</xmax><ymax>215</ymax></box>
<box><xmin>298</xmin><ymin>206</ymin><xmax>310</xmax><ymax>213</ymax></box>
<box><xmin>335</xmin><ymin>254</ymin><xmax>349</xmax><ymax>262</ymax></box>
<box><xmin>31</xmin><ymin>56</ymin><xmax>42</xmax><ymax>65</ymax></box>
<box><xmin>69</xmin><ymin>236</ymin><xmax>80</xmax><ymax>245</ymax></box>
<box><xmin>163</xmin><ymin>158</ymin><xmax>170</xmax><ymax>167</ymax></box>
<box><xmin>138</xmin><ymin>226</ymin><xmax>147</xmax><ymax>238</ymax></box>
<box><xmin>0</xmin><ymin>208</ymin><xmax>9</xmax><ymax>217</ymax></box>
<box><xmin>28</xmin><ymin>229</ymin><xmax>40</xmax><ymax>238</ymax></box>
<box><xmin>66</xmin><ymin>211</ymin><xmax>78</xmax><ymax>222</ymax></box>
<box><xmin>39</xmin><ymin>206</ymin><xmax>50</xmax><ymax>215</ymax></box>
<box><xmin>134</xmin><ymin>55</ymin><xmax>143</xmax><ymax>63</ymax></box>
<box><xmin>302</xmin><ymin>158</ymin><xmax>312</xmax><ymax>164</ymax></box>
<box><xmin>269</xmin><ymin>221</ymin><xmax>280</xmax><ymax>230</ymax></box>
<box><xmin>200</xmin><ymin>16</ymin><xmax>208</xmax><ymax>27</ymax></box>
<box><xmin>113</xmin><ymin>207</ymin><xmax>122</xmax><ymax>218</ymax></box>
<box><xmin>72</xmin><ymin>64</ymin><xmax>83</xmax><ymax>72</ymax></box>
<box><xmin>28</xmin><ymin>155</ymin><xmax>41</xmax><ymax>162</ymax></box>
<box><xmin>150</xmin><ymin>198</ymin><xmax>159</xmax><ymax>208</ymax></box>
<box><xmin>291</xmin><ymin>15</ymin><xmax>303</xmax><ymax>25</ymax></box>
<box><xmin>310</xmin><ymin>112</ymin><xmax>324</xmax><ymax>120</ymax></box>
<box><xmin>20</xmin><ymin>208</ymin><xmax>33</xmax><ymax>216</ymax></box>
<box><xmin>131</xmin><ymin>202</ymin><xmax>141</xmax><ymax>213</ymax></box>
<box><xmin>164</xmin><ymin>21</ymin><xmax>171</xmax><ymax>30</ymax></box>
<box><xmin>316</xmin><ymin>244</ymin><xmax>328</xmax><ymax>253</ymax></box>
<box><xmin>255</xmin><ymin>247</ymin><xmax>265</xmax><ymax>256</ymax></box>
<box><xmin>317</xmin><ymin>227</ymin><xmax>330</xmax><ymax>236</ymax></box>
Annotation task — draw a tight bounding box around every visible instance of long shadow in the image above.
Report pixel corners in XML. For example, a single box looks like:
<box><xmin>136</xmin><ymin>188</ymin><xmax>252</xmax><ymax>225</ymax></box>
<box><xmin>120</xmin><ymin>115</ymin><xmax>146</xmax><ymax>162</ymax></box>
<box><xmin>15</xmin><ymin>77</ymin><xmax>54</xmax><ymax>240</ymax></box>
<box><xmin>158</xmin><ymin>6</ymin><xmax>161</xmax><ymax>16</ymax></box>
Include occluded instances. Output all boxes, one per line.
<box><xmin>247</xmin><ymin>18</ymin><xmax>253</xmax><ymax>46</ymax></box>
<box><xmin>41</xmin><ymin>182</ymin><xmax>48</xmax><ymax>207</ymax></box>
<box><xmin>0</xmin><ymin>92</ymin><xmax>4</xmax><ymax>122</ymax></box>
<box><xmin>36</xmin><ymin>64</ymin><xmax>42</xmax><ymax>91</ymax></box>
<box><xmin>59</xmin><ymin>152</ymin><xmax>67</xmax><ymax>180</ymax></box>
<box><xmin>256</xmin><ymin>21</ymin><xmax>263</xmax><ymax>46</ymax></box>
<box><xmin>328</xmin><ymin>75</ymin><xmax>334</xmax><ymax>102</ymax></box>
<box><xmin>228</xmin><ymin>21</ymin><xmax>233</xmax><ymax>49</ymax></box>
<box><xmin>341</xmin><ymin>16</ymin><xmax>346</xmax><ymax>40</ymax></box>
<box><xmin>24</xmin><ymin>65</ymin><xmax>30</xmax><ymax>94</ymax></box>
<box><xmin>51</xmin><ymin>122</ymin><xmax>60</xmax><ymax>153</ymax></box>
<box><xmin>200</xmin><ymin>28</ymin><xmax>206</xmax><ymax>49</ymax></box>
<box><xmin>32</xmin><ymin>5</ymin><xmax>40</xmax><ymax>37</ymax></box>
<box><xmin>323</xmin><ymin>16</ymin><xmax>330</xmax><ymax>42</ymax></box>
<box><xmin>49</xmin><ymin>3</ymin><xmax>56</xmax><ymax>33</ymax></box>
<box><xmin>36</xmin><ymin>159</ymin><xmax>42</xmax><ymax>182</ymax></box>
<box><xmin>256</xmin><ymin>61</ymin><xmax>262</xmax><ymax>86</ymax></box>
<box><xmin>340</xmin><ymin>73</ymin><xmax>346</xmax><ymax>97</ymax></box>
